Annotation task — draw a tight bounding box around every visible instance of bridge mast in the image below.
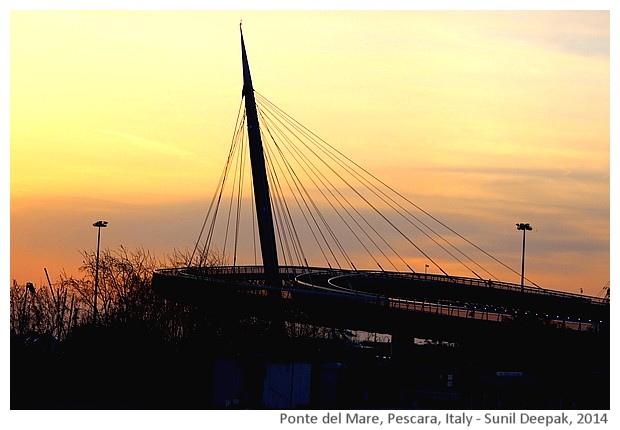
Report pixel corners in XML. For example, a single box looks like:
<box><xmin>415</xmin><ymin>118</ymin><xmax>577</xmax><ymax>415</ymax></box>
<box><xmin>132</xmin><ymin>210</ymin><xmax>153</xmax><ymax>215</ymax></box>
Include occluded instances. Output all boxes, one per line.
<box><xmin>240</xmin><ymin>26</ymin><xmax>280</xmax><ymax>286</ymax></box>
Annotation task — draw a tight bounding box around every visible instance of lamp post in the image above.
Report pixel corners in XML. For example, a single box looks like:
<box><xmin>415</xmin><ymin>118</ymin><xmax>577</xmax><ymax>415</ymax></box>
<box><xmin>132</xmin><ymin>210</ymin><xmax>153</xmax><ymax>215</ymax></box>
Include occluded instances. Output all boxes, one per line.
<box><xmin>92</xmin><ymin>220</ymin><xmax>108</xmax><ymax>324</ymax></box>
<box><xmin>516</xmin><ymin>222</ymin><xmax>532</xmax><ymax>292</ymax></box>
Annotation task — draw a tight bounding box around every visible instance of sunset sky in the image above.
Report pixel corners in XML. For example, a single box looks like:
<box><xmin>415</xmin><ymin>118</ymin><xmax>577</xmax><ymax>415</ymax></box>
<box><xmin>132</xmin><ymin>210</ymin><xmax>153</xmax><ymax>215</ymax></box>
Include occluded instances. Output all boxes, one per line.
<box><xmin>7</xmin><ymin>7</ymin><xmax>612</xmax><ymax>297</ymax></box>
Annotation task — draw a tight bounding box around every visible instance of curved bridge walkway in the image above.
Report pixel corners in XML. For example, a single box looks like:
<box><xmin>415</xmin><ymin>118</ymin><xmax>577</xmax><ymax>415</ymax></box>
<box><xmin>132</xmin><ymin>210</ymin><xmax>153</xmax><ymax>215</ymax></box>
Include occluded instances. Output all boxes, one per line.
<box><xmin>153</xmin><ymin>265</ymin><xmax>608</xmax><ymax>334</ymax></box>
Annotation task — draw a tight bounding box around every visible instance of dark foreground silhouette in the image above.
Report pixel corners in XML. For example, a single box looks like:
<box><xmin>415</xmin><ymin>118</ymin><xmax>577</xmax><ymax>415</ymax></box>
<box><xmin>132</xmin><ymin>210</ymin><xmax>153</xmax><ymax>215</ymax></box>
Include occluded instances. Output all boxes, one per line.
<box><xmin>11</xmin><ymin>315</ymin><xmax>609</xmax><ymax>410</ymax></box>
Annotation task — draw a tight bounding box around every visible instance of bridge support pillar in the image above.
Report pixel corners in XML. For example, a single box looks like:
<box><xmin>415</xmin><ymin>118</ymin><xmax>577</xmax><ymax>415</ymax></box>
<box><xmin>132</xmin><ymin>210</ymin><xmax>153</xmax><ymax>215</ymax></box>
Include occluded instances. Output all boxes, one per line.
<box><xmin>391</xmin><ymin>333</ymin><xmax>415</xmax><ymax>362</ymax></box>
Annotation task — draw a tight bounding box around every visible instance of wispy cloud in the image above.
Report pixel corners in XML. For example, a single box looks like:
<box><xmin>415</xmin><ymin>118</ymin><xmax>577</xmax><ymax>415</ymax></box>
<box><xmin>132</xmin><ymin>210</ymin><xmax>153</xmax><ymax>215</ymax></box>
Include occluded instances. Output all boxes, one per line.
<box><xmin>97</xmin><ymin>129</ymin><xmax>197</xmax><ymax>161</ymax></box>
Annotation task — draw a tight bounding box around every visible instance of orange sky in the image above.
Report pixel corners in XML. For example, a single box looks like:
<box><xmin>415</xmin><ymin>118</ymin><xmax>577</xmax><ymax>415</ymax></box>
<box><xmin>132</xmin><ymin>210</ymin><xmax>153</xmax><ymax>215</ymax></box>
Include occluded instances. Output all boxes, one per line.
<box><xmin>7</xmin><ymin>9</ymin><xmax>611</xmax><ymax>297</ymax></box>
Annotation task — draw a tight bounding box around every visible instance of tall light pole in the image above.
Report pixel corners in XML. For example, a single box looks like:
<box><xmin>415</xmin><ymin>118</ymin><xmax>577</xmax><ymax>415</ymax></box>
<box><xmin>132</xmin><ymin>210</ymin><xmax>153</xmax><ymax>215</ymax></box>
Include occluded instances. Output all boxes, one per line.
<box><xmin>93</xmin><ymin>220</ymin><xmax>108</xmax><ymax>324</ymax></box>
<box><xmin>516</xmin><ymin>222</ymin><xmax>532</xmax><ymax>292</ymax></box>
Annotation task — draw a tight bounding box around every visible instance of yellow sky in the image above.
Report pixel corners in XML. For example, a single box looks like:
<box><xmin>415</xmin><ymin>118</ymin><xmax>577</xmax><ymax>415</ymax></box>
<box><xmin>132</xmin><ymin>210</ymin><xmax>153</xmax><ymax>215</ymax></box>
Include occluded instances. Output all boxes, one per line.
<box><xmin>9</xmin><ymin>10</ymin><xmax>610</xmax><ymax>296</ymax></box>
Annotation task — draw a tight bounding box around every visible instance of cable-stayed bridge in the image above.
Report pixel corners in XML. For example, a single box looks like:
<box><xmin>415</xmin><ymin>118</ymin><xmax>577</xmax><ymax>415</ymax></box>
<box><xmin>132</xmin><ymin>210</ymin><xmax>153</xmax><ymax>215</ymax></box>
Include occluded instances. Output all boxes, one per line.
<box><xmin>152</xmin><ymin>27</ymin><xmax>609</xmax><ymax>343</ymax></box>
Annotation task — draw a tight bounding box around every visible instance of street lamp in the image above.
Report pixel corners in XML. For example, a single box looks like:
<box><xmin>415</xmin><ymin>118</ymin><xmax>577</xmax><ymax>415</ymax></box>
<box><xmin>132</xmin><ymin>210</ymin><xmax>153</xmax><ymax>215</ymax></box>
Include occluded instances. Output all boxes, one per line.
<box><xmin>92</xmin><ymin>220</ymin><xmax>108</xmax><ymax>324</ymax></box>
<box><xmin>516</xmin><ymin>222</ymin><xmax>532</xmax><ymax>292</ymax></box>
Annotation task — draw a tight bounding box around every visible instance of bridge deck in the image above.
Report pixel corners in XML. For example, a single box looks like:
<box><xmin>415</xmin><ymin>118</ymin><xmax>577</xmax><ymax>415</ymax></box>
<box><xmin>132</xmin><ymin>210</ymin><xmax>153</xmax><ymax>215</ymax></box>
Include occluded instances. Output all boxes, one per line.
<box><xmin>152</xmin><ymin>265</ymin><xmax>608</xmax><ymax>340</ymax></box>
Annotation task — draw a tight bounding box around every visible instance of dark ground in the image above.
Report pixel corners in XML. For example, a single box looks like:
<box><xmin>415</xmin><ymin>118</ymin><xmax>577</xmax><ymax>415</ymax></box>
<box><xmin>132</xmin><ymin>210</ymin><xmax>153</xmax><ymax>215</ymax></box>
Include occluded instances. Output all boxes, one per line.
<box><xmin>10</xmin><ymin>318</ymin><xmax>609</xmax><ymax>410</ymax></box>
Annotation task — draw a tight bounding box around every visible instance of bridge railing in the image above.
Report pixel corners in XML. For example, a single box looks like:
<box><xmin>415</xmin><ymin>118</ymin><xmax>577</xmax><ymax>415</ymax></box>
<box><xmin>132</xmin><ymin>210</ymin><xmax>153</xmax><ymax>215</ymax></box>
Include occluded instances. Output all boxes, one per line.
<box><xmin>155</xmin><ymin>264</ymin><xmax>608</xmax><ymax>306</ymax></box>
<box><xmin>153</xmin><ymin>266</ymin><xmax>606</xmax><ymax>332</ymax></box>
<box><xmin>292</xmin><ymin>278</ymin><xmax>606</xmax><ymax>332</ymax></box>
<box><xmin>156</xmin><ymin>265</ymin><xmax>324</xmax><ymax>279</ymax></box>
<box><xmin>383</xmin><ymin>295</ymin><xmax>604</xmax><ymax>331</ymax></box>
<box><xmin>328</xmin><ymin>269</ymin><xmax>609</xmax><ymax>307</ymax></box>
